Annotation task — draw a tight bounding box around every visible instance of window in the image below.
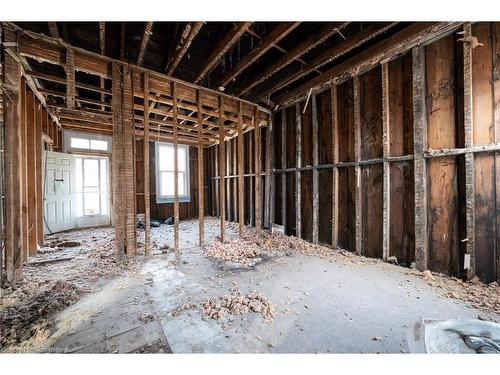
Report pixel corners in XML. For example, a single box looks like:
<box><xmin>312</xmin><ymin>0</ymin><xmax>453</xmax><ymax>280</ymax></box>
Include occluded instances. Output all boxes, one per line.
<box><xmin>155</xmin><ymin>142</ymin><xmax>190</xmax><ymax>203</ymax></box>
<box><xmin>75</xmin><ymin>156</ymin><xmax>109</xmax><ymax>217</ymax></box>
<box><xmin>64</xmin><ymin>131</ymin><xmax>111</xmax><ymax>153</ymax></box>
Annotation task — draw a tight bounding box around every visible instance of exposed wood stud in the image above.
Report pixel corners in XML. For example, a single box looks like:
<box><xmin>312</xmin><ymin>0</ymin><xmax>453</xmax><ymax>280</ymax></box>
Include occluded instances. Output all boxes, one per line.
<box><xmin>381</xmin><ymin>62</ymin><xmax>391</xmax><ymax>261</ymax></box>
<box><xmin>462</xmin><ymin>23</ymin><xmax>476</xmax><ymax>278</ymax></box>
<box><xmin>166</xmin><ymin>22</ymin><xmax>204</xmax><ymax>75</ymax></box>
<box><xmin>312</xmin><ymin>94</ymin><xmax>319</xmax><ymax>244</ymax></box>
<box><xmin>331</xmin><ymin>85</ymin><xmax>339</xmax><ymax>249</ymax></box>
<box><xmin>295</xmin><ymin>102</ymin><xmax>302</xmax><ymax>238</ymax></box>
<box><xmin>254</xmin><ymin>106</ymin><xmax>262</xmax><ymax>230</ymax></box>
<box><xmin>143</xmin><ymin>72</ymin><xmax>151</xmax><ymax>255</ymax></box>
<box><xmin>265</xmin><ymin>116</ymin><xmax>273</xmax><ymax>229</ymax></box>
<box><xmin>65</xmin><ymin>48</ymin><xmax>75</xmax><ymax>109</ymax></box>
<box><xmin>238</xmin><ymin>101</ymin><xmax>245</xmax><ymax>236</ymax></box>
<box><xmin>120</xmin><ymin>23</ymin><xmax>126</xmax><ymax>61</ymax></box>
<box><xmin>412</xmin><ymin>46</ymin><xmax>428</xmax><ymax>271</ymax></box>
<box><xmin>198</xmin><ymin>89</ymin><xmax>205</xmax><ymax>246</ymax></box>
<box><xmin>173</xmin><ymin>81</ymin><xmax>180</xmax><ymax>251</ymax></box>
<box><xmin>194</xmin><ymin>22</ymin><xmax>252</xmax><ymax>84</ymax></box>
<box><xmin>20</xmin><ymin>77</ymin><xmax>28</xmax><ymax>261</ymax></box>
<box><xmin>219</xmin><ymin>96</ymin><xmax>226</xmax><ymax>242</ymax></box>
<box><xmin>249</xmin><ymin>131</ymin><xmax>254</xmax><ymax>226</ymax></box>
<box><xmin>353</xmin><ymin>76</ymin><xmax>362</xmax><ymax>256</ymax></box>
<box><xmin>137</xmin><ymin>22</ymin><xmax>154</xmax><ymax>67</ymax></box>
<box><xmin>3</xmin><ymin>28</ymin><xmax>24</xmax><ymax>281</ymax></box>
<box><xmin>281</xmin><ymin>108</ymin><xmax>287</xmax><ymax>231</ymax></box>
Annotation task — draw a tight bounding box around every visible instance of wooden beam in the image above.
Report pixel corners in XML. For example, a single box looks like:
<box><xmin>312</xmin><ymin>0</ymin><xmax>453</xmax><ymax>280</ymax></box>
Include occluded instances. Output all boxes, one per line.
<box><xmin>20</xmin><ymin>78</ymin><xmax>28</xmax><ymax>262</ymax></box>
<box><xmin>276</xmin><ymin>22</ymin><xmax>462</xmax><ymax>106</ymax></box>
<box><xmin>265</xmin><ymin>115</ymin><xmax>273</xmax><ymax>229</ymax></box>
<box><xmin>240</xmin><ymin>22</ymin><xmax>349</xmax><ymax>95</ymax></box>
<box><xmin>312</xmin><ymin>94</ymin><xmax>319</xmax><ymax>244</ymax></box>
<box><xmin>281</xmin><ymin>108</ymin><xmax>287</xmax><ymax>231</ymax></box>
<box><xmin>353</xmin><ymin>76</ymin><xmax>362</xmax><ymax>256</ymax></box>
<box><xmin>165</xmin><ymin>22</ymin><xmax>204</xmax><ymax>75</ymax></box>
<box><xmin>381</xmin><ymin>62</ymin><xmax>391</xmax><ymax>261</ymax></box>
<box><xmin>254</xmin><ymin>23</ymin><xmax>397</xmax><ymax>100</ymax></box>
<box><xmin>112</xmin><ymin>63</ymin><xmax>126</xmax><ymax>259</ymax></box>
<box><xmin>120</xmin><ymin>23</ymin><xmax>126</xmax><ymax>61</ymax></box>
<box><xmin>412</xmin><ymin>46</ymin><xmax>428</xmax><ymax>271</ymax></box>
<box><xmin>143</xmin><ymin>72</ymin><xmax>151</xmax><ymax>255</ymax></box>
<box><xmin>331</xmin><ymin>85</ymin><xmax>339</xmax><ymax>249</ymax></box>
<box><xmin>99</xmin><ymin>22</ymin><xmax>106</xmax><ymax>111</ymax></box>
<box><xmin>26</xmin><ymin>91</ymin><xmax>38</xmax><ymax>256</ymax></box>
<box><xmin>462</xmin><ymin>23</ymin><xmax>475</xmax><ymax>278</ymax></box>
<box><xmin>219</xmin><ymin>95</ymin><xmax>226</xmax><ymax>242</ymax></box>
<box><xmin>197</xmin><ymin>90</ymin><xmax>205</xmax><ymax>246</ymax></box>
<box><xmin>237</xmin><ymin>101</ymin><xmax>244</xmax><ymax>237</ymax></box>
<box><xmin>254</xmin><ymin>106</ymin><xmax>261</xmax><ymax>230</ymax></box>
<box><xmin>194</xmin><ymin>22</ymin><xmax>252</xmax><ymax>84</ymax></box>
<box><xmin>173</xmin><ymin>82</ymin><xmax>180</xmax><ymax>250</ymax></box>
<box><xmin>65</xmin><ymin>48</ymin><xmax>75</xmax><ymax>109</ymax></box>
<box><xmin>48</xmin><ymin>22</ymin><xmax>59</xmax><ymax>38</ymax></box>
<box><xmin>218</xmin><ymin>22</ymin><xmax>301</xmax><ymax>88</ymax></box>
<box><xmin>137</xmin><ymin>22</ymin><xmax>153</xmax><ymax>67</ymax></box>
<box><xmin>295</xmin><ymin>102</ymin><xmax>302</xmax><ymax>238</ymax></box>
<box><xmin>3</xmin><ymin>29</ymin><xmax>24</xmax><ymax>281</ymax></box>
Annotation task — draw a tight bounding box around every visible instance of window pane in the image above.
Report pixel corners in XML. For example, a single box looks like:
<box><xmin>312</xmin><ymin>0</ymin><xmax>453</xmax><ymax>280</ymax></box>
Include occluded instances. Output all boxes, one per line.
<box><xmin>100</xmin><ymin>193</ymin><xmax>109</xmax><ymax>215</ymax></box>
<box><xmin>100</xmin><ymin>159</ymin><xmax>108</xmax><ymax>192</ymax></box>
<box><xmin>83</xmin><ymin>192</ymin><xmax>100</xmax><ymax>215</ymax></box>
<box><xmin>90</xmin><ymin>139</ymin><xmax>108</xmax><ymax>151</ymax></box>
<box><xmin>158</xmin><ymin>145</ymin><xmax>174</xmax><ymax>171</ymax></box>
<box><xmin>83</xmin><ymin>159</ymin><xmax>99</xmax><ymax>187</ymax></box>
<box><xmin>160</xmin><ymin>171</ymin><xmax>172</xmax><ymax>196</ymax></box>
<box><xmin>178</xmin><ymin>172</ymin><xmax>186</xmax><ymax>195</ymax></box>
<box><xmin>71</xmin><ymin>137</ymin><xmax>89</xmax><ymax>149</ymax></box>
<box><xmin>178</xmin><ymin>147</ymin><xmax>187</xmax><ymax>172</ymax></box>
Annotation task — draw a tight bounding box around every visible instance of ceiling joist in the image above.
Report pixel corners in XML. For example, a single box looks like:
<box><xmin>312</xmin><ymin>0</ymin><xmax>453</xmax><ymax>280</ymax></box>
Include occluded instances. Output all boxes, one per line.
<box><xmin>137</xmin><ymin>22</ymin><xmax>154</xmax><ymax>66</ymax></box>
<box><xmin>165</xmin><ymin>22</ymin><xmax>204</xmax><ymax>75</ymax></box>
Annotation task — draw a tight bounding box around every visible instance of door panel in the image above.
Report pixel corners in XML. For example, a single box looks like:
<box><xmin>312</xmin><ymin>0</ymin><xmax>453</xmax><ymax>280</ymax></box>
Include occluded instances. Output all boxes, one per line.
<box><xmin>43</xmin><ymin>151</ymin><xmax>76</xmax><ymax>234</ymax></box>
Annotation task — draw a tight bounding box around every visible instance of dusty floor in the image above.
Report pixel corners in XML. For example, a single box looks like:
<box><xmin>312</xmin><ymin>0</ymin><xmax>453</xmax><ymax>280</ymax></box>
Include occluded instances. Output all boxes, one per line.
<box><xmin>1</xmin><ymin>217</ymin><xmax>499</xmax><ymax>353</ymax></box>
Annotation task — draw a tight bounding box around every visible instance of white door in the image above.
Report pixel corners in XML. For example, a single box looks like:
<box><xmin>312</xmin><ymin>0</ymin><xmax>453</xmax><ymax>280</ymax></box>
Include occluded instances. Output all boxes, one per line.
<box><xmin>43</xmin><ymin>151</ymin><xmax>77</xmax><ymax>234</ymax></box>
<box><xmin>74</xmin><ymin>156</ymin><xmax>110</xmax><ymax>228</ymax></box>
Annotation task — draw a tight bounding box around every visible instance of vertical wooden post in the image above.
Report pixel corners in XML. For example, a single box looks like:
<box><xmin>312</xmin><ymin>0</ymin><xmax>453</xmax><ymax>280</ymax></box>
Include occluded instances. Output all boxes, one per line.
<box><xmin>463</xmin><ymin>23</ymin><xmax>476</xmax><ymax>278</ymax></box>
<box><xmin>249</xmin><ymin>127</ymin><xmax>254</xmax><ymax>225</ymax></box>
<box><xmin>312</xmin><ymin>94</ymin><xmax>319</xmax><ymax>244</ymax></box>
<box><xmin>172</xmin><ymin>82</ymin><xmax>180</xmax><ymax>251</ymax></box>
<box><xmin>295</xmin><ymin>102</ymin><xmax>302</xmax><ymax>238</ymax></box>
<box><xmin>123</xmin><ymin>66</ymin><xmax>136</xmax><ymax>256</ymax></box>
<box><xmin>412</xmin><ymin>46</ymin><xmax>429</xmax><ymax>271</ymax></box>
<box><xmin>197</xmin><ymin>90</ymin><xmax>205</xmax><ymax>246</ymax></box>
<box><xmin>112</xmin><ymin>63</ymin><xmax>126</xmax><ymax>259</ymax></box>
<box><xmin>214</xmin><ymin>144</ymin><xmax>219</xmax><ymax>217</ymax></box>
<box><xmin>237</xmin><ymin>101</ymin><xmax>245</xmax><ymax>237</ymax></box>
<box><xmin>65</xmin><ymin>48</ymin><xmax>75</xmax><ymax>110</ymax></box>
<box><xmin>331</xmin><ymin>85</ymin><xmax>339</xmax><ymax>249</ymax></box>
<box><xmin>20</xmin><ymin>77</ymin><xmax>28</xmax><ymax>262</ymax></box>
<box><xmin>219</xmin><ymin>96</ymin><xmax>226</xmax><ymax>242</ymax></box>
<box><xmin>26</xmin><ymin>91</ymin><xmax>38</xmax><ymax>256</ymax></box>
<box><xmin>254</xmin><ymin>106</ymin><xmax>261</xmax><ymax>230</ymax></box>
<box><xmin>281</xmin><ymin>108</ymin><xmax>287</xmax><ymax>231</ymax></box>
<box><xmin>265</xmin><ymin>116</ymin><xmax>273</xmax><ymax>229</ymax></box>
<box><xmin>233</xmin><ymin>135</ymin><xmax>238</xmax><ymax>224</ymax></box>
<box><xmin>381</xmin><ymin>62</ymin><xmax>391</xmax><ymax>261</ymax></box>
<box><xmin>143</xmin><ymin>72</ymin><xmax>151</xmax><ymax>255</ymax></box>
<box><xmin>3</xmin><ymin>28</ymin><xmax>23</xmax><ymax>281</ymax></box>
<box><xmin>226</xmin><ymin>139</ymin><xmax>232</xmax><ymax>222</ymax></box>
<box><xmin>35</xmin><ymin>102</ymin><xmax>43</xmax><ymax>247</ymax></box>
<box><xmin>353</xmin><ymin>76</ymin><xmax>362</xmax><ymax>255</ymax></box>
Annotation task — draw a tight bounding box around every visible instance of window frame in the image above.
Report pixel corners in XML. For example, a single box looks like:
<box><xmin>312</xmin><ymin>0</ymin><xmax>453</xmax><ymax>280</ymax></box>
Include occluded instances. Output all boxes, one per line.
<box><xmin>155</xmin><ymin>141</ymin><xmax>190</xmax><ymax>203</ymax></box>
<box><xmin>64</xmin><ymin>130</ymin><xmax>112</xmax><ymax>153</ymax></box>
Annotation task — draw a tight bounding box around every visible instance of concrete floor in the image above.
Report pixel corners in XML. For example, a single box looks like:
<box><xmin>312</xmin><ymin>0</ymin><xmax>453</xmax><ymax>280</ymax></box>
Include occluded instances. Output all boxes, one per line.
<box><xmin>42</xmin><ymin>219</ymin><xmax>499</xmax><ymax>353</ymax></box>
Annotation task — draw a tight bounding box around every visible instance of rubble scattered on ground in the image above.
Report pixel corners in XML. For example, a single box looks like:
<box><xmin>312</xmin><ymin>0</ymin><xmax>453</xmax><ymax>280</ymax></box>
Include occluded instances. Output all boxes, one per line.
<box><xmin>202</xmin><ymin>288</ymin><xmax>275</xmax><ymax>323</ymax></box>
<box><xmin>409</xmin><ymin>270</ymin><xmax>500</xmax><ymax>315</ymax></box>
<box><xmin>0</xmin><ymin>227</ymin><xmax>137</xmax><ymax>351</ymax></box>
<box><xmin>204</xmin><ymin>238</ymin><xmax>263</xmax><ymax>266</ymax></box>
<box><xmin>0</xmin><ymin>280</ymin><xmax>82</xmax><ymax>349</ymax></box>
<box><xmin>138</xmin><ymin>312</ymin><xmax>155</xmax><ymax>322</ymax></box>
<box><xmin>171</xmin><ymin>302</ymin><xmax>198</xmax><ymax>317</ymax></box>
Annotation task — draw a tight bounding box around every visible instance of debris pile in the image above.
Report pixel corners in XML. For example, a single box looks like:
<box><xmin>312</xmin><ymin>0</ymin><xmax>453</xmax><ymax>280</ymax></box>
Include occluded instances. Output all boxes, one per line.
<box><xmin>202</xmin><ymin>288</ymin><xmax>275</xmax><ymax>323</ymax></box>
<box><xmin>0</xmin><ymin>280</ymin><xmax>82</xmax><ymax>349</ymax></box>
<box><xmin>204</xmin><ymin>238</ymin><xmax>263</xmax><ymax>266</ymax></box>
<box><xmin>411</xmin><ymin>270</ymin><xmax>500</xmax><ymax>315</ymax></box>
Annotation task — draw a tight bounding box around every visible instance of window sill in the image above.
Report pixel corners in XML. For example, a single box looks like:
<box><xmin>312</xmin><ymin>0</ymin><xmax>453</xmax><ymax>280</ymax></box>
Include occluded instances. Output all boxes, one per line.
<box><xmin>156</xmin><ymin>196</ymin><xmax>191</xmax><ymax>204</ymax></box>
